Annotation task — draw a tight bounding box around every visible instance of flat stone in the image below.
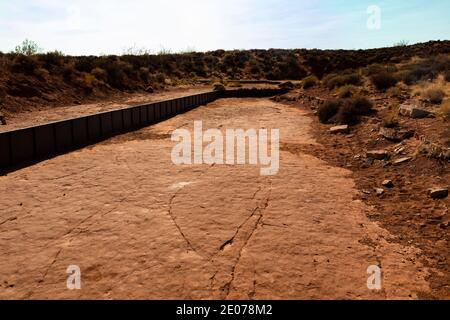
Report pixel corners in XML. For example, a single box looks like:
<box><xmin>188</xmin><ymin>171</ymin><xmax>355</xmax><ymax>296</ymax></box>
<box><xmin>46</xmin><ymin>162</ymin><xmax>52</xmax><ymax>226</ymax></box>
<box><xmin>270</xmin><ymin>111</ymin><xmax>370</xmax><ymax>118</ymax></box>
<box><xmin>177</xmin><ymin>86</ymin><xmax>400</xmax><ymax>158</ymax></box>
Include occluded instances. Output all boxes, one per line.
<box><xmin>399</xmin><ymin>105</ymin><xmax>431</xmax><ymax>119</ymax></box>
<box><xmin>379</xmin><ymin>127</ymin><xmax>415</xmax><ymax>142</ymax></box>
<box><xmin>429</xmin><ymin>188</ymin><xmax>449</xmax><ymax>199</ymax></box>
<box><xmin>367</xmin><ymin>150</ymin><xmax>389</xmax><ymax>160</ymax></box>
<box><xmin>330</xmin><ymin>125</ymin><xmax>349</xmax><ymax>134</ymax></box>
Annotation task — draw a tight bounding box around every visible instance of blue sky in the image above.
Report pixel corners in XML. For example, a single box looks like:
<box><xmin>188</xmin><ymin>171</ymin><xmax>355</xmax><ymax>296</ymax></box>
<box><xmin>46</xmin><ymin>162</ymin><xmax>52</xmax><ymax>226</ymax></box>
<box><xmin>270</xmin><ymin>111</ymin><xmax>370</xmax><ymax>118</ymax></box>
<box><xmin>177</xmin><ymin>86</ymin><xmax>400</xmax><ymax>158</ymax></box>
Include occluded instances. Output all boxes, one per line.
<box><xmin>0</xmin><ymin>0</ymin><xmax>448</xmax><ymax>55</ymax></box>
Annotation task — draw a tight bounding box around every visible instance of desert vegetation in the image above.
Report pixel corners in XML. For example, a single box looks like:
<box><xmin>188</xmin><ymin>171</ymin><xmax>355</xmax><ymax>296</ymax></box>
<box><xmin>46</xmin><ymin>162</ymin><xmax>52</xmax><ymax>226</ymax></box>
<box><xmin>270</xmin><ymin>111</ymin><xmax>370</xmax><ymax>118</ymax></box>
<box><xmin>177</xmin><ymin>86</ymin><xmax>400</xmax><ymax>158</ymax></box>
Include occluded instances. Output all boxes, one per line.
<box><xmin>0</xmin><ymin>40</ymin><xmax>449</xmax><ymax>114</ymax></box>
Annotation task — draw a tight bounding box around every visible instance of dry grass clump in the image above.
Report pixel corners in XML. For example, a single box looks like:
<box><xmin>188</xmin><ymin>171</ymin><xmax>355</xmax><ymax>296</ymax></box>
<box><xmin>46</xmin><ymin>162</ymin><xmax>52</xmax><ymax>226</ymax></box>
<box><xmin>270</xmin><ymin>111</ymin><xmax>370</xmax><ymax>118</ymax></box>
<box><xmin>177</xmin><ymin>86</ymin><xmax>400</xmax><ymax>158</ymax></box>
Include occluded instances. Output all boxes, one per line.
<box><xmin>318</xmin><ymin>97</ymin><xmax>373</xmax><ymax>125</ymax></box>
<box><xmin>371</xmin><ymin>72</ymin><xmax>398</xmax><ymax>91</ymax></box>
<box><xmin>440</xmin><ymin>100</ymin><xmax>450</xmax><ymax>121</ymax></box>
<box><xmin>324</xmin><ymin>72</ymin><xmax>362</xmax><ymax>89</ymax></box>
<box><xmin>302</xmin><ymin>75</ymin><xmax>318</xmax><ymax>89</ymax></box>
<box><xmin>338</xmin><ymin>85</ymin><xmax>359</xmax><ymax>98</ymax></box>
<box><xmin>421</xmin><ymin>87</ymin><xmax>446</xmax><ymax>104</ymax></box>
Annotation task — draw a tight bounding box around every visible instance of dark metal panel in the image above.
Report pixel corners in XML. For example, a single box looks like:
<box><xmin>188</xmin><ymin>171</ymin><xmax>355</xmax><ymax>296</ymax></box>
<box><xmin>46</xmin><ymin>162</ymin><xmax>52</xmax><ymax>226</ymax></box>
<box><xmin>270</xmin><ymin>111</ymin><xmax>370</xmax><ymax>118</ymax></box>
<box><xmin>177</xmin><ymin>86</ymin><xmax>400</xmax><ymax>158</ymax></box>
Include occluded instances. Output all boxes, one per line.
<box><xmin>72</xmin><ymin>117</ymin><xmax>88</xmax><ymax>146</ymax></box>
<box><xmin>132</xmin><ymin>107</ymin><xmax>140</xmax><ymax>127</ymax></box>
<box><xmin>34</xmin><ymin>124</ymin><xmax>55</xmax><ymax>156</ymax></box>
<box><xmin>111</xmin><ymin>110</ymin><xmax>123</xmax><ymax>132</ymax></box>
<box><xmin>10</xmin><ymin>128</ymin><xmax>34</xmax><ymax>163</ymax></box>
<box><xmin>100</xmin><ymin>112</ymin><xmax>113</xmax><ymax>136</ymax></box>
<box><xmin>122</xmin><ymin>108</ymin><xmax>132</xmax><ymax>130</ymax></box>
<box><xmin>154</xmin><ymin>102</ymin><xmax>161</xmax><ymax>121</ymax></box>
<box><xmin>160</xmin><ymin>101</ymin><xmax>167</xmax><ymax>119</ymax></box>
<box><xmin>171</xmin><ymin>100</ymin><xmax>176</xmax><ymax>115</ymax></box>
<box><xmin>140</xmin><ymin>105</ymin><xmax>148</xmax><ymax>125</ymax></box>
<box><xmin>55</xmin><ymin>121</ymin><xmax>73</xmax><ymax>151</ymax></box>
<box><xmin>175</xmin><ymin>98</ymin><xmax>182</xmax><ymax>113</ymax></box>
<box><xmin>147</xmin><ymin>104</ymin><xmax>155</xmax><ymax>123</ymax></box>
<box><xmin>0</xmin><ymin>133</ymin><xmax>11</xmax><ymax>168</ymax></box>
<box><xmin>87</xmin><ymin>115</ymin><xmax>101</xmax><ymax>141</ymax></box>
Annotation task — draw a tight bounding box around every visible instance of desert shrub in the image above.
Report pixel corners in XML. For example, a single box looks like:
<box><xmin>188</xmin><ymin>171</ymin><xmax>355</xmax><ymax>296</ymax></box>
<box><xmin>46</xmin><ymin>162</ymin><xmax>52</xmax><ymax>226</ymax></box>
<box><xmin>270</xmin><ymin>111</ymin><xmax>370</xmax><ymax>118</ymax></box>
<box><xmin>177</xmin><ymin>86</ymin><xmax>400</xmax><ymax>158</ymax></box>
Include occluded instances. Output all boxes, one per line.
<box><xmin>91</xmin><ymin>67</ymin><xmax>107</xmax><ymax>82</ymax></box>
<box><xmin>422</xmin><ymin>88</ymin><xmax>445</xmax><ymax>104</ymax></box>
<box><xmin>102</xmin><ymin>59</ymin><xmax>130</xmax><ymax>89</ymax></box>
<box><xmin>386</xmin><ymin>86</ymin><xmax>402</xmax><ymax>98</ymax></box>
<box><xmin>338</xmin><ymin>85</ymin><xmax>359</xmax><ymax>98</ymax></box>
<box><xmin>371</xmin><ymin>72</ymin><xmax>398</xmax><ymax>91</ymax></box>
<box><xmin>335</xmin><ymin>103</ymin><xmax>359</xmax><ymax>125</ymax></box>
<box><xmin>75</xmin><ymin>56</ymin><xmax>96</xmax><ymax>73</ymax></box>
<box><xmin>14</xmin><ymin>39</ymin><xmax>41</xmax><ymax>56</ymax></box>
<box><xmin>154</xmin><ymin>72</ymin><xmax>166</xmax><ymax>83</ymax></box>
<box><xmin>324</xmin><ymin>72</ymin><xmax>361</xmax><ymax>89</ymax></box>
<box><xmin>317</xmin><ymin>100</ymin><xmax>341</xmax><ymax>123</ymax></box>
<box><xmin>440</xmin><ymin>100</ymin><xmax>450</xmax><ymax>121</ymax></box>
<box><xmin>444</xmin><ymin>70</ymin><xmax>450</xmax><ymax>82</ymax></box>
<box><xmin>40</xmin><ymin>51</ymin><xmax>65</xmax><ymax>69</ymax></box>
<box><xmin>396</xmin><ymin>61</ymin><xmax>439</xmax><ymax>85</ymax></box>
<box><xmin>336</xmin><ymin>97</ymin><xmax>373</xmax><ymax>125</ymax></box>
<box><xmin>11</xmin><ymin>55</ymin><xmax>39</xmax><ymax>74</ymax></box>
<box><xmin>34</xmin><ymin>67</ymin><xmax>50</xmax><ymax>80</ymax></box>
<box><xmin>318</xmin><ymin>97</ymin><xmax>373</xmax><ymax>124</ymax></box>
<box><xmin>138</xmin><ymin>67</ymin><xmax>150</xmax><ymax>82</ymax></box>
<box><xmin>75</xmin><ymin>73</ymin><xmax>101</xmax><ymax>92</ymax></box>
<box><xmin>62</xmin><ymin>63</ymin><xmax>76</xmax><ymax>82</ymax></box>
<box><xmin>302</xmin><ymin>75</ymin><xmax>318</xmax><ymax>89</ymax></box>
<box><xmin>382</xmin><ymin>114</ymin><xmax>400</xmax><ymax>128</ymax></box>
<box><xmin>349</xmin><ymin>97</ymin><xmax>373</xmax><ymax>115</ymax></box>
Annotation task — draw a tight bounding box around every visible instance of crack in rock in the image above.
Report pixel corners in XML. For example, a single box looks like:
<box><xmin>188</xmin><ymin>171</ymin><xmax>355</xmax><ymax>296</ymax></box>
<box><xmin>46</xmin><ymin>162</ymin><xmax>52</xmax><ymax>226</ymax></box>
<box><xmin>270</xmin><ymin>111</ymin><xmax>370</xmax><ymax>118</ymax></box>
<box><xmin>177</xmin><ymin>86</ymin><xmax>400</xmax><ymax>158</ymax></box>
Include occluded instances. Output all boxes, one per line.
<box><xmin>223</xmin><ymin>183</ymin><xmax>272</xmax><ymax>299</ymax></box>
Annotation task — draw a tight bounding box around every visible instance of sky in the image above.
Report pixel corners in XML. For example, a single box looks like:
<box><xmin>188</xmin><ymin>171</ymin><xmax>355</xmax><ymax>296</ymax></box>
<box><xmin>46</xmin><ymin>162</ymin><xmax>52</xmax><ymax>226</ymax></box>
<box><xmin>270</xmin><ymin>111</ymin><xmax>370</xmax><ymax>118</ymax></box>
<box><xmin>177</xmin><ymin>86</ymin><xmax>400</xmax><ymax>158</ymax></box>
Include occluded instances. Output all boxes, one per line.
<box><xmin>0</xmin><ymin>0</ymin><xmax>448</xmax><ymax>55</ymax></box>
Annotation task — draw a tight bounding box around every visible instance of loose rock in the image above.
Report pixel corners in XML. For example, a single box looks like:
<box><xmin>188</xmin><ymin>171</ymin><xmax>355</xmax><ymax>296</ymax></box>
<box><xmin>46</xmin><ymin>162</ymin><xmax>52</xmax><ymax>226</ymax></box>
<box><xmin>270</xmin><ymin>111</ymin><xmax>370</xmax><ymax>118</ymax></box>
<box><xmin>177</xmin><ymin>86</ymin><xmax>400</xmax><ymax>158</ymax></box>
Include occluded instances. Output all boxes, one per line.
<box><xmin>375</xmin><ymin>188</ymin><xmax>385</xmax><ymax>196</ymax></box>
<box><xmin>279</xmin><ymin>81</ymin><xmax>295</xmax><ymax>90</ymax></box>
<box><xmin>367</xmin><ymin>150</ymin><xmax>389</xmax><ymax>160</ymax></box>
<box><xmin>330</xmin><ymin>125</ymin><xmax>349</xmax><ymax>134</ymax></box>
<box><xmin>382</xmin><ymin>180</ymin><xmax>394</xmax><ymax>188</ymax></box>
<box><xmin>429</xmin><ymin>188</ymin><xmax>449</xmax><ymax>199</ymax></box>
<box><xmin>379</xmin><ymin>127</ymin><xmax>415</xmax><ymax>142</ymax></box>
<box><xmin>213</xmin><ymin>83</ymin><xmax>226</xmax><ymax>91</ymax></box>
<box><xmin>399</xmin><ymin>104</ymin><xmax>431</xmax><ymax>119</ymax></box>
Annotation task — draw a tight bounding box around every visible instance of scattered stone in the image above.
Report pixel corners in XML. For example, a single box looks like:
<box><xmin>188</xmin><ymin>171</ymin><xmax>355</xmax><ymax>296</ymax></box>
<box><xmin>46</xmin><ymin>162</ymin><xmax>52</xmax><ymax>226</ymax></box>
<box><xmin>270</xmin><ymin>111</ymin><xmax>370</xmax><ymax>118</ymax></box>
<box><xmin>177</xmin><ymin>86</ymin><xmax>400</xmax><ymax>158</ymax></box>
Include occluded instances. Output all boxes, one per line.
<box><xmin>366</xmin><ymin>150</ymin><xmax>389</xmax><ymax>160</ymax></box>
<box><xmin>379</xmin><ymin>127</ymin><xmax>415</xmax><ymax>142</ymax></box>
<box><xmin>399</xmin><ymin>104</ymin><xmax>431</xmax><ymax>119</ymax></box>
<box><xmin>428</xmin><ymin>188</ymin><xmax>449</xmax><ymax>199</ymax></box>
<box><xmin>213</xmin><ymin>83</ymin><xmax>226</xmax><ymax>91</ymax></box>
<box><xmin>393</xmin><ymin>157</ymin><xmax>411</xmax><ymax>165</ymax></box>
<box><xmin>279</xmin><ymin>81</ymin><xmax>294</xmax><ymax>90</ymax></box>
<box><xmin>362</xmin><ymin>190</ymin><xmax>371</xmax><ymax>195</ymax></box>
<box><xmin>330</xmin><ymin>125</ymin><xmax>349</xmax><ymax>134</ymax></box>
<box><xmin>382</xmin><ymin>180</ymin><xmax>394</xmax><ymax>188</ymax></box>
<box><xmin>375</xmin><ymin>188</ymin><xmax>385</xmax><ymax>196</ymax></box>
<box><xmin>393</xmin><ymin>145</ymin><xmax>407</xmax><ymax>155</ymax></box>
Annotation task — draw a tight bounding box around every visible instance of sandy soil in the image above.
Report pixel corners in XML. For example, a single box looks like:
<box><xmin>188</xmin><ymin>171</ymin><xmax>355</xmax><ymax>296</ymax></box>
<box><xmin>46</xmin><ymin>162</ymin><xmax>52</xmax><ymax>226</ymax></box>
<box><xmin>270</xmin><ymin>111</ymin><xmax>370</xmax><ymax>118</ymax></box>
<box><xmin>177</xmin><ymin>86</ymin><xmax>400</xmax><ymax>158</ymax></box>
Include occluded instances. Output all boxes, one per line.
<box><xmin>0</xmin><ymin>98</ymin><xmax>433</xmax><ymax>299</ymax></box>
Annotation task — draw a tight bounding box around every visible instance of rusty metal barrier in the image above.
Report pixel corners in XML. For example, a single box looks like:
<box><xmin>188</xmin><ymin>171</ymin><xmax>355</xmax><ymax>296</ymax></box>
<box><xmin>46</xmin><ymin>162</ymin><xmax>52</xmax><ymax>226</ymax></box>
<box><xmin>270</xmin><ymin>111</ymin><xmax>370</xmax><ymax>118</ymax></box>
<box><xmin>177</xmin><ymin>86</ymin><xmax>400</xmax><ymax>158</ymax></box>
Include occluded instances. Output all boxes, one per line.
<box><xmin>0</xmin><ymin>88</ymin><xmax>288</xmax><ymax>172</ymax></box>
